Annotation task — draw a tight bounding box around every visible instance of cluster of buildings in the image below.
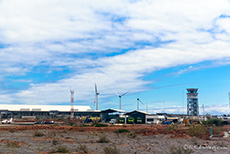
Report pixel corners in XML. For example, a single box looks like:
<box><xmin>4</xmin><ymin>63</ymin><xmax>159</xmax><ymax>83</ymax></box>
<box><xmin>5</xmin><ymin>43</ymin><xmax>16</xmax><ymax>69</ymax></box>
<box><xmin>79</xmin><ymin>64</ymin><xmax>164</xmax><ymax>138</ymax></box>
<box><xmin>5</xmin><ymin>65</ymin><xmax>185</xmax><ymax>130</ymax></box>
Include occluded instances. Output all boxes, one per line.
<box><xmin>0</xmin><ymin>88</ymin><xmax>227</xmax><ymax>123</ymax></box>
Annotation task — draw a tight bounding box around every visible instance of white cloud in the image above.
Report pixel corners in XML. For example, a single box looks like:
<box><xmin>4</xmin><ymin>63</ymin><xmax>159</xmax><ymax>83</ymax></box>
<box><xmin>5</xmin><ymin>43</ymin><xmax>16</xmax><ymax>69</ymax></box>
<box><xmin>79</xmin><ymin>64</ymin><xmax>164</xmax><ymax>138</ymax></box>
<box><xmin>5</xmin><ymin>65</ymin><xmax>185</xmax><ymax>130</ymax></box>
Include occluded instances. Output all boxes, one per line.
<box><xmin>0</xmin><ymin>0</ymin><xmax>229</xmax><ymax>110</ymax></box>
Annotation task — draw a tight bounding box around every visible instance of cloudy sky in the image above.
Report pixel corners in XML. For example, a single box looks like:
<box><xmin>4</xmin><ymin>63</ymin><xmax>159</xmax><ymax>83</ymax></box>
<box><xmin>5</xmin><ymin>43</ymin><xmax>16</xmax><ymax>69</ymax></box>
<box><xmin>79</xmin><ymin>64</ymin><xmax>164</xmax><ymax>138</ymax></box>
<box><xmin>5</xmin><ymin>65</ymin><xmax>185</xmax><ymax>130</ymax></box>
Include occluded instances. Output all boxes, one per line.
<box><xmin>0</xmin><ymin>0</ymin><xmax>230</xmax><ymax>115</ymax></box>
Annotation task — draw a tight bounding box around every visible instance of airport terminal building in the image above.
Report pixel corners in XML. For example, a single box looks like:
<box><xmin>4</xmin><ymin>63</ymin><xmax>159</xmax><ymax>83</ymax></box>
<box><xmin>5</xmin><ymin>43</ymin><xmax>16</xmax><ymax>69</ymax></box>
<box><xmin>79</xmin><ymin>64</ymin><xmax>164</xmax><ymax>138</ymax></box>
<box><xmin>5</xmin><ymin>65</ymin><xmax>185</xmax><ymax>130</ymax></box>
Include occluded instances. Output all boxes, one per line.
<box><xmin>0</xmin><ymin>104</ymin><xmax>100</xmax><ymax>119</ymax></box>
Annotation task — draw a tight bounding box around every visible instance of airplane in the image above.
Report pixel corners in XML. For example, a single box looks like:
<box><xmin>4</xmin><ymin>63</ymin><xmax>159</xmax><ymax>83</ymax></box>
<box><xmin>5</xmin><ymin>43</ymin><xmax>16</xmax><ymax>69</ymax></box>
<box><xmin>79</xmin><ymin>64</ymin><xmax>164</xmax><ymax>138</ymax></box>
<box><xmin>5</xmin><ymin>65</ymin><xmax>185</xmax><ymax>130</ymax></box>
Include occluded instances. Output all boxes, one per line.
<box><xmin>1</xmin><ymin>118</ymin><xmax>13</xmax><ymax>124</ymax></box>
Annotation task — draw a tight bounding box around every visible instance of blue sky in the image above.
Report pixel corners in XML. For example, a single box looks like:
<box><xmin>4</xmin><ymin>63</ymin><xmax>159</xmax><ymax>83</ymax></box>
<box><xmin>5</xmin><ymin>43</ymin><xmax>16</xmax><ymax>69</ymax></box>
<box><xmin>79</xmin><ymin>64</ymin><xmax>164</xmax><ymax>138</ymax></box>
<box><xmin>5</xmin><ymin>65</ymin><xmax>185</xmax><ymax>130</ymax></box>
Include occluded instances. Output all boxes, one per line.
<box><xmin>0</xmin><ymin>0</ymin><xmax>230</xmax><ymax>115</ymax></box>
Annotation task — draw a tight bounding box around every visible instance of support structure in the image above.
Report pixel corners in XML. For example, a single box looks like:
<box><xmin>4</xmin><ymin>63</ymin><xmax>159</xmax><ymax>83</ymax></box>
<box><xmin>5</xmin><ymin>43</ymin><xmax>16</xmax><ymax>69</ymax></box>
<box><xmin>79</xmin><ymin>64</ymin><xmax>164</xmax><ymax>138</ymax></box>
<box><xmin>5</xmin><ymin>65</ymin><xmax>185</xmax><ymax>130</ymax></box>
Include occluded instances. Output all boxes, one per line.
<box><xmin>187</xmin><ymin>88</ymin><xmax>199</xmax><ymax>116</ymax></box>
<box><xmin>70</xmin><ymin>90</ymin><xmax>74</xmax><ymax>120</ymax></box>
<box><xmin>228</xmin><ymin>92</ymin><xmax>230</xmax><ymax>115</ymax></box>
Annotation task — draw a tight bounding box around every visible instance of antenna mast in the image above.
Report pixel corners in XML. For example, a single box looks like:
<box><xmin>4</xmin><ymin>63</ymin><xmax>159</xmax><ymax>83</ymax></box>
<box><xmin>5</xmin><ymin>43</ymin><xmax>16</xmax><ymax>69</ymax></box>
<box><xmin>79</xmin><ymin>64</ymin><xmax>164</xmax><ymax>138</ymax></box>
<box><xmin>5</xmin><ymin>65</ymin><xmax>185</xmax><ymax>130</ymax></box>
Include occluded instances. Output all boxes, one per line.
<box><xmin>70</xmin><ymin>90</ymin><xmax>74</xmax><ymax>121</ymax></box>
<box><xmin>228</xmin><ymin>92</ymin><xmax>230</xmax><ymax>115</ymax></box>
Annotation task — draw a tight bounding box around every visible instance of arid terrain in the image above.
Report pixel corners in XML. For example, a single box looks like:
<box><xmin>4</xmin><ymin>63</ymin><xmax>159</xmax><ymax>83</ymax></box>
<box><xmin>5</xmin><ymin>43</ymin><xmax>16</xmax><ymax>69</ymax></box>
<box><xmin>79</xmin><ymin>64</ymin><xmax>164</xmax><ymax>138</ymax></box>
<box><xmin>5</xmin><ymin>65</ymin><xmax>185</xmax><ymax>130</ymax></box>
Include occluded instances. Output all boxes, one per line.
<box><xmin>0</xmin><ymin>124</ymin><xmax>229</xmax><ymax>154</ymax></box>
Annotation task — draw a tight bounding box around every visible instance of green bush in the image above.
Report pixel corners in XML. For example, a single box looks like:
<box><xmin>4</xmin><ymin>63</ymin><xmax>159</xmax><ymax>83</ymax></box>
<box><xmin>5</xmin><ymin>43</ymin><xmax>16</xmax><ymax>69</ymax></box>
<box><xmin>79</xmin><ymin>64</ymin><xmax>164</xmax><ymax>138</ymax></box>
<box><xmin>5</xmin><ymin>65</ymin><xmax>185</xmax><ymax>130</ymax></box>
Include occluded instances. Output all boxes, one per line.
<box><xmin>113</xmin><ymin>129</ymin><xmax>130</xmax><ymax>133</ymax></box>
<box><xmin>104</xmin><ymin>145</ymin><xmax>119</xmax><ymax>154</ymax></box>
<box><xmin>202</xmin><ymin>119</ymin><xmax>226</xmax><ymax>126</ymax></box>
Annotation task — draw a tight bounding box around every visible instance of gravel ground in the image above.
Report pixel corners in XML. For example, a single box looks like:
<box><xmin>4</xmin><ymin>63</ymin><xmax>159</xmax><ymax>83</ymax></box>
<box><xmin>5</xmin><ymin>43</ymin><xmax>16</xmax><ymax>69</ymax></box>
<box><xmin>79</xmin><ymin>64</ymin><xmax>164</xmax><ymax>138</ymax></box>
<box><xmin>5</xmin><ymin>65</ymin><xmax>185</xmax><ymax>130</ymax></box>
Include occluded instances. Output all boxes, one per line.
<box><xmin>0</xmin><ymin>128</ymin><xmax>229</xmax><ymax>154</ymax></box>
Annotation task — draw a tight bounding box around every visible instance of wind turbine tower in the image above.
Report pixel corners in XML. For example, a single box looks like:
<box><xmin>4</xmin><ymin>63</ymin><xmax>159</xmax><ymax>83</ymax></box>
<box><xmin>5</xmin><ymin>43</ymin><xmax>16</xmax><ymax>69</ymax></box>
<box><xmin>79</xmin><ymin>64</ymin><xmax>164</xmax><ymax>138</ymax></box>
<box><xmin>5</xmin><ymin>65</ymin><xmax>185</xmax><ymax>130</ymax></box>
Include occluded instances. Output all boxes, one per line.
<box><xmin>115</xmin><ymin>91</ymin><xmax>129</xmax><ymax>110</ymax></box>
<box><xmin>94</xmin><ymin>84</ymin><xmax>100</xmax><ymax>110</ymax></box>
<box><xmin>137</xmin><ymin>97</ymin><xmax>144</xmax><ymax>111</ymax></box>
<box><xmin>70</xmin><ymin>90</ymin><xmax>74</xmax><ymax>120</ymax></box>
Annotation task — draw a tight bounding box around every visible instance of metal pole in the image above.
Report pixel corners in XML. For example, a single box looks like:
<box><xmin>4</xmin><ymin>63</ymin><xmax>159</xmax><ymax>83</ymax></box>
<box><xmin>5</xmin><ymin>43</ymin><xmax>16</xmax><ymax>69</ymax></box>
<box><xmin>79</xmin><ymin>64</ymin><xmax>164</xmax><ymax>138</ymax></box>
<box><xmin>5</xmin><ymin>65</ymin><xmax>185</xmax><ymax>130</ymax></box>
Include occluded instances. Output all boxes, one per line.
<box><xmin>137</xmin><ymin>99</ymin><xmax>139</xmax><ymax>110</ymax></box>
<box><xmin>119</xmin><ymin>96</ymin><xmax>121</xmax><ymax>110</ymax></box>
<box><xmin>96</xmin><ymin>95</ymin><xmax>98</xmax><ymax>110</ymax></box>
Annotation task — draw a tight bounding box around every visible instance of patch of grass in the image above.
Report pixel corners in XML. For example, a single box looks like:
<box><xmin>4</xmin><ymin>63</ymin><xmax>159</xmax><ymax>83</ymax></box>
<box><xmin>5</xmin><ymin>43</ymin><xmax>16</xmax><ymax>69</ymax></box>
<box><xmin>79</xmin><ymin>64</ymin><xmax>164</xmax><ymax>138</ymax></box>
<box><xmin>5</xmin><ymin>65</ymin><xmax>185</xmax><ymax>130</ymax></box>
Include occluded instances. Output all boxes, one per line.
<box><xmin>97</xmin><ymin>135</ymin><xmax>110</xmax><ymax>143</ymax></box>
<box><xmin>104</xmin><ymin>145</ymin><xmax>119</xmax><ymax>154</ymax></box>
<box><xmin>113</xmin><ymin>129</ymin><xmax>130</xmax><ymax>133</ymax></box>
<box><xmin>77</xmin><ymin>143</ymin><xmax>88</xmax><ymax>153</ymax></box>
<box><xmin>6</xmin><ymin>141</ymin><xmax>20</xmax><ymax>148</ymax></box>
<box><xmin>33</xmin><ymin>131</ymin><xmax>44</xmax><ymax>137</ymax></box>
<box><xmin>50</xmin><ymin>145</ymin><xmax>71</xmax><ymax>153</ymax></box>
<box><xmin>170</xmin><ymin>146</ymin><xmax>193</xmax><ymax>154</ymax></box>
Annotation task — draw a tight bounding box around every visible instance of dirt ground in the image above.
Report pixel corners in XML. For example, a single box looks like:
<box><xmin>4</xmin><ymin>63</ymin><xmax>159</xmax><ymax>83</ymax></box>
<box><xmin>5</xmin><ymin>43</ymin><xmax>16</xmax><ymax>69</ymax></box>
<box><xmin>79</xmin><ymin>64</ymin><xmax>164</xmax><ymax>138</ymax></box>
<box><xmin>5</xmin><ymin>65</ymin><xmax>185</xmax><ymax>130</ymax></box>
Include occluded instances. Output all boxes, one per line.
<box><xmin>0</xmin><ymin>124</ymin><xmax>229</xmax><ymax>154</ymax></box>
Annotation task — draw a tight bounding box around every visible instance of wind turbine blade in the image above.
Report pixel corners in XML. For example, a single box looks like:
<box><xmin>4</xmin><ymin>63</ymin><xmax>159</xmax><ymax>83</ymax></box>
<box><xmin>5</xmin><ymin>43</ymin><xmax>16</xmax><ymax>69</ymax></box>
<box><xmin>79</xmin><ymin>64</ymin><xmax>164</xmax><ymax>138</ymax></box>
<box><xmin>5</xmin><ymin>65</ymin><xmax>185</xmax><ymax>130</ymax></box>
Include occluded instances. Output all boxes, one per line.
<box><xmin>121</xmin><ymin>91</ymin><xmax>129</xmax><ymax>96</ymax></box>
<box><xmin>114</xmin><ymin>92</ymin><xmax>120</xmax><ymax>96</ymax></box>
<box><xmin>139</xmin><ymin>99</ymin><xmax>145</xmax><ymax>105</ymax></box>
<box><xmin>95</xmin><ymin>83</ymin><xmax>97</xmax><ymax>94</ymax></box>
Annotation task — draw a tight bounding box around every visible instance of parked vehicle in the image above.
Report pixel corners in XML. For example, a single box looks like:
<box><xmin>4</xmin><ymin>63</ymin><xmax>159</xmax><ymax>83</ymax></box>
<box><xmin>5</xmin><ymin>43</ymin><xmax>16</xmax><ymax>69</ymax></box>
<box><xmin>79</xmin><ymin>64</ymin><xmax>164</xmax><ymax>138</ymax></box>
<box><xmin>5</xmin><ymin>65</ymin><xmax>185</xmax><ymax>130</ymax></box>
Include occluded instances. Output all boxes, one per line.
<box><xmin>109</xmin><ymin>119</ymin><xmax>116</xmax><ymax>124</ymax></box>
<box><xmin>1</xmin><ymin>118</ymin><xmax>13</xmax><ymax>124</ymax></box>
<box><xmin>35</xmin><ymin>121</ymin><xmax>54</xmax><ymax>124</ymax></box>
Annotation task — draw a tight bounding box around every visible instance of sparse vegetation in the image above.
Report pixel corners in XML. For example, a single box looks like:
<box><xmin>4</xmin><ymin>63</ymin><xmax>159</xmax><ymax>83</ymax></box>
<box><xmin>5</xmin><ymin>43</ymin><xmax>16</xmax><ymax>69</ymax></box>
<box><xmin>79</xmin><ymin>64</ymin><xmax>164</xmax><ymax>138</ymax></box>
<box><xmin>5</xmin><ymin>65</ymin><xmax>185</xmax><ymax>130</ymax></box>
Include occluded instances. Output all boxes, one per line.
<box><xmin>202</xmin><ymin>119</ymin><xmax>228</xmax><ymax>126</ymax></box>
<box><xmin>77</xmin><ymin>143</ymin><xmax>88</xmax><ymax>153</ymax></box>
<box><xmin>104</xmin><ymin>145</ymin><xmax>119</xmax><ymax>154</ymax></box>
<box><xmin>186</xmin><ymin>125</ymin><xmax>209</xmax><ymax>139</ymax></box>
<box><xmin>113</xmin><ymin>129</ymin><xmax>130</xmax><ymax>133</ymax></box>
<box><xmin>92</xmin><ymin>123</ymin><xmax>108</xmax><ymax>127</ymax></box>
<box><xmin>33</xmin><ymin>131</ymin><xmax>45</xmax><ymax>137</ymax></box>
<box><xmin>129</xmin><ymin>131</ymin><xmax>137</xmax><ymax>138</ymax></box>
<box><xmin>50</xmin><ymin>145</ymin><xmax>71</xmax><ymax>153</ymax></box>
<box><xmin>167</xmin><ymin>124</ymin><xmax>178</xmax><ymax>131</ymax></box>
<box><xmin>8</xmin><ymin>129</ymin><xmax>15</xmax><ymax>133</ymax></box>
<box><xmin>52</xmin><ymin>139</ymin><xmax>59</xmax><ymax>145</ymax></box>
<box><xmin>6</xmin><ymin>141</ymin><xmax>20</xmax><ymax>148</ymax></box>
<box><xmin>48</xmin><ymin>130</ymin><xmax>57</xmax><ymax>137</ymax></box>
<box><xmin>97</xmin><ymin>135</ymin><xmax>110</xmax><ymax>143</ymax></box>
<box><xmin>170</xmin><ymin>145</ymin><xmax>193</xmax><ymax>154</ymax></box>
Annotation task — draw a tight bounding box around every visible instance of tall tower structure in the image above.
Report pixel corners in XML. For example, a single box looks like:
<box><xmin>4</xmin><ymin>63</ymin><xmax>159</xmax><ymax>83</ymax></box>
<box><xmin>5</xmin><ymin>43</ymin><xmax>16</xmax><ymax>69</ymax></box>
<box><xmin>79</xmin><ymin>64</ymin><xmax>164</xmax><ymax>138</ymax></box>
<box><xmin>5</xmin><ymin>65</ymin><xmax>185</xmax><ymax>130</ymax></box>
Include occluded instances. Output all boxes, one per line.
<box><xmin>70</xmin><ymin>90</ymin><xmax>74</xmax><ymax>120</ymax></box>
<box><xmin>187</xmin><ymin>88</ymin><xmax>199</xmax><ymax>116</ymax></box>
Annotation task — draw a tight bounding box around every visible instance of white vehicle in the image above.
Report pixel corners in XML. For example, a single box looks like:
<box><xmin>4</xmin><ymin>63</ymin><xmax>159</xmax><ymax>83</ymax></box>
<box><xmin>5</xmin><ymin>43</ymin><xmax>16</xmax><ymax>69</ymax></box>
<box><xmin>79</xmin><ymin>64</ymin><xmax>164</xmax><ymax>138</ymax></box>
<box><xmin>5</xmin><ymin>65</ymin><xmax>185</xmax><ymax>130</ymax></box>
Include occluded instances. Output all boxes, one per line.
<box><xmin>109</xmin><ymin>119</ymin><xmax>116</xmax><ymax>124</ymax></box>
<box><xmin>1</xmin><ymin>118</ymin><xmax>13</xmax><ymax>124</ymax></box>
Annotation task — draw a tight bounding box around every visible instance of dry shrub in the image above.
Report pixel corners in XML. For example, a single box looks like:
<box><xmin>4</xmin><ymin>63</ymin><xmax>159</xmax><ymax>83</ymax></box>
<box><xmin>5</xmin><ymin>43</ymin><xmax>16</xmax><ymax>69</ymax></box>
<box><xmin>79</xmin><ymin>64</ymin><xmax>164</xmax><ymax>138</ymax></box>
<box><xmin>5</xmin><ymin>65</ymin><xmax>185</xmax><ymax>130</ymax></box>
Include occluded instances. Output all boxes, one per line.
<box><xmin>170</xmin><ymin>146</ymin><xmax>193</xmax><ymax>154</ymax></box>
<box><xmin>97</xmin><ymin>135</ymin><xmax>110</xmax><ymax>143</ymax></box>
<box><xmin>33</xmin><ymin>131</ymin><xmax>44</xmax><ymax>137</ymax></box>
<box><xmin>50</xmin><ymin>145</ymin><xmax>71</xmax><ymax>153</ymax></box>
<box><xmin>104</xmin><ymin>145</ymin><xmax>119</xmax><ymax>154</ymax></box>
<box><xmin>186</xmin><ymin>125</ymin><xmax>209</xmax><ymax>139</ymax></box>
<box><xmin>6</xmin><ymin>141</ymin><xmax>21</xmax><ymax>148</ymax></box>
<box><xmin>77</xmin><ymin>143</ymin><xmax>88</xmax><ymax>153</ymax></box>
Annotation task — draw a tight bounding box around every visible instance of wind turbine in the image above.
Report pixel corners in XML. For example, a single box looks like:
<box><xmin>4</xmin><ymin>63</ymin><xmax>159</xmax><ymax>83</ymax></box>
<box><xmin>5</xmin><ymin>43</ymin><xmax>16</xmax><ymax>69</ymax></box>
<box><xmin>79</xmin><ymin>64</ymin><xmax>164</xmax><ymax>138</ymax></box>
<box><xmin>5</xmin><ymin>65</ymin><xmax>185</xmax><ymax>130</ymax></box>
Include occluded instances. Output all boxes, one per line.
<box><xmin>94</xmin><ymin>83</ymin><xmax>99</xmax><ymax>110</ymax></box>
<box><xmin>137</xmin><ymin>97</ymin><xmax>144</xmax><ymax>111</ymax></box>
<box><xmin>114</xmin><ymin>91</ymin><xmax>129</xmax><ymax>110</ymax></box>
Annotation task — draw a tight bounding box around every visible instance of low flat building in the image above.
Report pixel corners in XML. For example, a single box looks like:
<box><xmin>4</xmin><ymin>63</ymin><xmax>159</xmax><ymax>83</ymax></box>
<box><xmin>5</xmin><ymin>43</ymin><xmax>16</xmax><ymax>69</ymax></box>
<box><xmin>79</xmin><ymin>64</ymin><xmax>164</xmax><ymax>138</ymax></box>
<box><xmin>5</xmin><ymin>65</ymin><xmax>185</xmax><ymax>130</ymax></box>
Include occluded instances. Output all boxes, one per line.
<box><xmin>0</xmin><ymin>104</ymin><xmax>100</xmax><ymax>119</ymax></box>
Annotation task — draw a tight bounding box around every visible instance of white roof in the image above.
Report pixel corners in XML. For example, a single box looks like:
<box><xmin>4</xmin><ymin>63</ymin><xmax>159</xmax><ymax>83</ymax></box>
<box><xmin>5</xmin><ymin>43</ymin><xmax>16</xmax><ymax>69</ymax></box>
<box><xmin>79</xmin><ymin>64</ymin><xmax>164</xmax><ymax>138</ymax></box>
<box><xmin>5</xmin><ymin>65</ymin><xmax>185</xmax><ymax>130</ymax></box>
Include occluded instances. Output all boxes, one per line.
<box><xmin>0</xmin><ymin>104</ymin><xmax>92</xmax><ymax>112</ymax></box>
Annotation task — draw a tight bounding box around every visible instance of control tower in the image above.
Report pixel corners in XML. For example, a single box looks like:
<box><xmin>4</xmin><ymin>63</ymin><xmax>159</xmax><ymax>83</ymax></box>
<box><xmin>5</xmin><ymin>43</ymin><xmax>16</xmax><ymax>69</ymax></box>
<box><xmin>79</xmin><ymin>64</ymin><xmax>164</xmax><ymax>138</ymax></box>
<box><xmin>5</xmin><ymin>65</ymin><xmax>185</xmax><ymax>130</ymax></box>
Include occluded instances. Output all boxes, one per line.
<box><xmin>187</xmin><ymin>88</ymin><xmax>199</xmax><ymax>116</ymax></box>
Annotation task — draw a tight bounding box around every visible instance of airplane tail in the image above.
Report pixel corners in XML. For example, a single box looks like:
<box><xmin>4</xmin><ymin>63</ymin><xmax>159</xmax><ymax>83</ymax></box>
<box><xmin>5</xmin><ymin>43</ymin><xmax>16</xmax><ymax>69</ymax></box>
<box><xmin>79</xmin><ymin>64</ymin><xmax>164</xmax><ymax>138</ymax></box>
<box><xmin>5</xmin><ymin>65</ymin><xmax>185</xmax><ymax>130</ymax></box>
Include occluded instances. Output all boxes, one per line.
<box><xmin>9</xmin><ymin>118</ymin><xmax>13</xmax><ymax>122</ymax></box>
